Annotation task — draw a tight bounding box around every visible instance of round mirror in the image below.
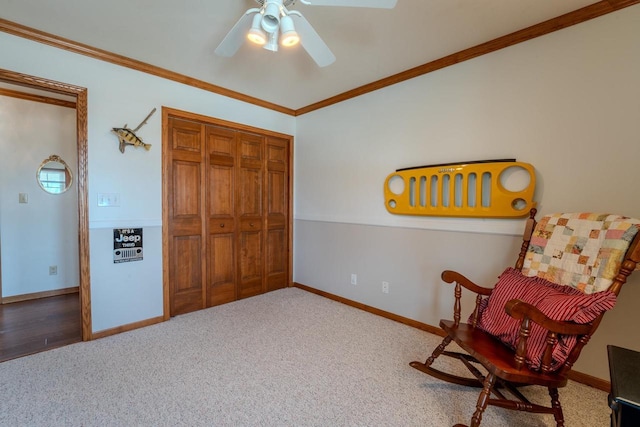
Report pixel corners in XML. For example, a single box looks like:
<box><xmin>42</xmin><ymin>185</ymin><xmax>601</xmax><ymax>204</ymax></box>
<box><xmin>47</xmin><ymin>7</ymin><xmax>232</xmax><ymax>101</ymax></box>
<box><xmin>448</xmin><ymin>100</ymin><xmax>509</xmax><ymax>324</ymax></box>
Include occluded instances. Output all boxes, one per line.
<box><xmin>36</xmin><ymin>155</ymin><xmax>73</xmax><ymax>194</ymax></box>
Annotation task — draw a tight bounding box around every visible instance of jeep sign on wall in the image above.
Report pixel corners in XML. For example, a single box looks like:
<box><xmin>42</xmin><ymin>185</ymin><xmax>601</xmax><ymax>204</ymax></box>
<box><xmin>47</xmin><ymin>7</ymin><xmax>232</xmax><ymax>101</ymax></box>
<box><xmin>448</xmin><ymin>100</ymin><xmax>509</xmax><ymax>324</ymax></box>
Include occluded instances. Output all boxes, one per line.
<box><xmin>113</xmin><ymin>228</ymin><xmax>143</xmax><ymax>263</ymax></box>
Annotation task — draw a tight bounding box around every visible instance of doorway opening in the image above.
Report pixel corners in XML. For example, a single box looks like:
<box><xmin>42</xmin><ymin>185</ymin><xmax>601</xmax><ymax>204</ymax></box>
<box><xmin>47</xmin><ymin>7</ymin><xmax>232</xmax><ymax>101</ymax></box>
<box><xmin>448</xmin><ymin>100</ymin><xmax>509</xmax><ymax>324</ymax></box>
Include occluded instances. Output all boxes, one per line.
<box><xmin>0</xmin><ymin>68</ymin><xmax>91</xmax><ymax>361</ymax></box>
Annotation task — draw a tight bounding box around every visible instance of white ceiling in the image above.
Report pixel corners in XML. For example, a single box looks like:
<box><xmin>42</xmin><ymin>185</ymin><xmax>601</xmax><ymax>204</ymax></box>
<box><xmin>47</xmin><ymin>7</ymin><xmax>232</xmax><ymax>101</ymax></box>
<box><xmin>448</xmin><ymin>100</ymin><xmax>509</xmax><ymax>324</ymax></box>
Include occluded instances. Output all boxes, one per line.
<box><xmin>0</xmin><ymin>0</ymin><xmax>600</xmax><ymax>110</ymax></box>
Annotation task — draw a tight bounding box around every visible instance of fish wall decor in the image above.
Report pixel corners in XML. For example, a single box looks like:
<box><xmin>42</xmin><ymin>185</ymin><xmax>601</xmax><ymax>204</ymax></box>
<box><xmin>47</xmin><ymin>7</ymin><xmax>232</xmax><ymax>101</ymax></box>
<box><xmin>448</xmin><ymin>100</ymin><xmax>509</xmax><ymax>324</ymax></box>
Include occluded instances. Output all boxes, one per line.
<box><xmin>111</xmin><ymin>108</ymin><xmax>156</xmax><ymax>153</ymax></box>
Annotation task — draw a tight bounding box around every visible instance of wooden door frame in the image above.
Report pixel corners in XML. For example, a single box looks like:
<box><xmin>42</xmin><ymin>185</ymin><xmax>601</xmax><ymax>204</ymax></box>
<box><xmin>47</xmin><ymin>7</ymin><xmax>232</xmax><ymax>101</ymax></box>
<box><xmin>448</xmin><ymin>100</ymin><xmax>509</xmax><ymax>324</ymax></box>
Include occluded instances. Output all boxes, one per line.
<box><xmin>0</xmin><ymin>68</ymin><xmax>92</xmax><ymax>340</ymax></box>
<box><xmin>162</xmin><ymin>106</ymin><xmax>294</xmax><ymax>319</ymax></box>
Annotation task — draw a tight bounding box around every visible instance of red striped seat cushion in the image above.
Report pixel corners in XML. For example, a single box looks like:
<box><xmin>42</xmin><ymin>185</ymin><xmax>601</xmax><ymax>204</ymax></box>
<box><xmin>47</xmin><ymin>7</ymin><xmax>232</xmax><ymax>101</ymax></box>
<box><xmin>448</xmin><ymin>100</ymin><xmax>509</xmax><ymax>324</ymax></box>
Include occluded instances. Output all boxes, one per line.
<box><xmin>476</xmin><ymin>267</ymin><xmax>617</xmax><ymax>371</ymax></box>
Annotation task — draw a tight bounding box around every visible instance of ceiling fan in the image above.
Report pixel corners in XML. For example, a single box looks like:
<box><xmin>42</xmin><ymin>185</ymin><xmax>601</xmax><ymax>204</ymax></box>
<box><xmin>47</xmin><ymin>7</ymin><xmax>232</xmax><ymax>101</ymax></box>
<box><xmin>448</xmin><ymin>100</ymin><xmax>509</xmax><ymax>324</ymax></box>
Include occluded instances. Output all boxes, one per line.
<box><xmin>214</xmin><ymin>0</ymin><xmax>398</xmax><ymax>67</ymax></box>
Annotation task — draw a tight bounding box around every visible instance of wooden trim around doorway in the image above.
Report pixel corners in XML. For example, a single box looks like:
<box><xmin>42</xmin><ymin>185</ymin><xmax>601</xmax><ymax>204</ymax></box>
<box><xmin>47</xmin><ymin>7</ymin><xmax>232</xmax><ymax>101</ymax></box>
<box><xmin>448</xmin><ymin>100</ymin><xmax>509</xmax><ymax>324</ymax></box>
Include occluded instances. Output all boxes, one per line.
<box><xmin>0</xmin><ymin>87</ymin><xmax>76</xmax><ymax>109</ymax></box>
<box><xmin>0</xmin><ymin>68</ymin><xmax>92</xmax><ymax>341</ymax></box>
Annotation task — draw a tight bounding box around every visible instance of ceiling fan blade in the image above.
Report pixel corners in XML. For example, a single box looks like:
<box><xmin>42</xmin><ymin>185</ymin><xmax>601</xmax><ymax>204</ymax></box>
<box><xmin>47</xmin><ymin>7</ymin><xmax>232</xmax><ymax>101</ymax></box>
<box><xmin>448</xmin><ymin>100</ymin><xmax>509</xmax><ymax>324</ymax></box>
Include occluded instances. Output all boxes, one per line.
<box><xmin>214</xmin><ymin>9</ymin><xmax>259</xmax><ymax>57</ymax></box>
<box><xmin>290</xmin><ymin>13</ymin><xmax>336</xmax><ymax>67</ymax></box>
<box><xmin>299</xmin><ymin>0</ymin><xmax>397</xmax><ymax>8</ymax></box>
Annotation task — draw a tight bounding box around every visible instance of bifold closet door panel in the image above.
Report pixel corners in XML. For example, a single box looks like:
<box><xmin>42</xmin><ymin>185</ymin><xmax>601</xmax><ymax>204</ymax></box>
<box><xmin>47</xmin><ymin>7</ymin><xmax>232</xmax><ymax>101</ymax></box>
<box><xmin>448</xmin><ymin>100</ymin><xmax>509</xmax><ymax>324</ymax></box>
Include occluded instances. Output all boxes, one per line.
<box><xmin>206</xmin><ymin>126</ymin><xmax>238</xmax><ymax>306</ymax></box>
<box><xmin>237</xmin><ymin>132</ymin><xmax>264</xmax><ymax>299</ymax></box>
<box><xmin>167</xmin><ymin>118</ymin><xmax>206</xmax><ymax>316</ymax></box>
<box><xmin>265</xmin><ymin>136</ymin><xmax>289</xmax><ymax>292</ymax></box>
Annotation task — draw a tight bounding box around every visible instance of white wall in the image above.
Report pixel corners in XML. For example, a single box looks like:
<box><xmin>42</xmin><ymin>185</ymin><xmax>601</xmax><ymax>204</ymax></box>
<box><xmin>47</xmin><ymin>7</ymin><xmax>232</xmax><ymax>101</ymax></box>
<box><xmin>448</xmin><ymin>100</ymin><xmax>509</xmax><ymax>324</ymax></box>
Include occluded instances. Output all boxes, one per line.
<box><xmin>0</xmin><ymin>31</ymin><xmax>295</xmax><ymax>333</ymax></box>
<box><xmin>294</xmin><ymin>5</ymin><xmax>640</xmax><ymax>380</ymax></box>
<box><xmin>2</xmin><ymin>4</ymin><xmax>639</xmax><ymax>381</ymax></box>
<box><xmin>0</xmin><ymin>97</ymin><xmax>78</xmax><ymax>297</ymax></box>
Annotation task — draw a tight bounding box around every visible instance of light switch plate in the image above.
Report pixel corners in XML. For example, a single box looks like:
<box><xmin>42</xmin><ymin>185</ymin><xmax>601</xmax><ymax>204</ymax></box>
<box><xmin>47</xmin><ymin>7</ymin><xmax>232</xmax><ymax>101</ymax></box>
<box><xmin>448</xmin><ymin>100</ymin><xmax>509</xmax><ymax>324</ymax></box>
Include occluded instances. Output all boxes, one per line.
<box><xmin>97</xmin><ymin>193</ymin><xmax>121</xmax><ymax>207</ymax></box>
<box><xmin>19</xmin><ymin>193</ymin><xmax>28</xmax><ymax>203</ymax></box>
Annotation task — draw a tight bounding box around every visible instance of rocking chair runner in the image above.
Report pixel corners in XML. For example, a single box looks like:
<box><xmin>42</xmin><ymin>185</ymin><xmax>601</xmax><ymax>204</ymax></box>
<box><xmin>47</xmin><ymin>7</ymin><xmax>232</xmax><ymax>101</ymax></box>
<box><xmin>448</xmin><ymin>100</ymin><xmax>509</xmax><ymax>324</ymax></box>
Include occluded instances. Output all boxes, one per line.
<box><xmin>410</xmin><ymin>209</ymin><xmax>640</xmax><ymax>427</ymax></box>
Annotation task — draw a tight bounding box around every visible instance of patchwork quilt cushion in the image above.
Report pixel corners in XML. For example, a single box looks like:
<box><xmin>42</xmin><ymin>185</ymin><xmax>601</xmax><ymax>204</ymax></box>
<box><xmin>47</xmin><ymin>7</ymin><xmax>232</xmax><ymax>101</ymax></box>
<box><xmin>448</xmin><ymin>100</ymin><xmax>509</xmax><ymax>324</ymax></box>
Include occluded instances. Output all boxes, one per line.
<box><xmin>476</xmin><ymin>267</ymin><xmax>617</xmax><ymax>371</ymax></box>
<box><xmin>521</xmin><ymin>213</ymin><xmax>640</xmax><ymax>294</ymax></box>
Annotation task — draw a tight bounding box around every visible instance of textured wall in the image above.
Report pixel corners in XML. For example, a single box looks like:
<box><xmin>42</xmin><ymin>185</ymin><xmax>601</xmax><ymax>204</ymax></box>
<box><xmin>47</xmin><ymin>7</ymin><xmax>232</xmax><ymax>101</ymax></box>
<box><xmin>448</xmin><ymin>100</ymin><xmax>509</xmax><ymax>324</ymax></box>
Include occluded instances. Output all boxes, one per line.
<box><xmin>294</xmin><ymin>5</ymin><xmax>640</xmax><ymax>380</ymax></box>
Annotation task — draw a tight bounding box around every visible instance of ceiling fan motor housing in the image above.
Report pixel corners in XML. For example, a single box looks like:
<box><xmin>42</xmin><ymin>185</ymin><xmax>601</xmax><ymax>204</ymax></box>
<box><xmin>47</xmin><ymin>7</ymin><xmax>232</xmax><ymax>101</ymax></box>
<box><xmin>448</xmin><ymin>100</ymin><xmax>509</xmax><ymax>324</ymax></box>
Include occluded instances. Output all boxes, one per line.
<box><xmin>255</xmin><ymin>0</ymin><xmax>296</xmax><ymax>7</ymax></box>
<box><xmin>261</xmin><ymin>0</ymin><xmax>285</xmax><ymax>34</ymax></box>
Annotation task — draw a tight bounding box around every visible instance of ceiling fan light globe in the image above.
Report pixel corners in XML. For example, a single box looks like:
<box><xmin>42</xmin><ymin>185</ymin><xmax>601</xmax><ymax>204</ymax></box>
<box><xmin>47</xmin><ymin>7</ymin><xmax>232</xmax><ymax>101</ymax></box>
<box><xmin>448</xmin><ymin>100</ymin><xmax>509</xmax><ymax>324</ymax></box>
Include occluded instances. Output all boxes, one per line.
<box><xmin>247</xmin><ymin>29</ymin><xmax>267</xmax><ymax>45</ymax></box>
<box><xmin>279</xmin><ymin>15</ymin><xmax>299</xmax><ymax>47</ymax></box>
<box><xmin>247</xmin><ymin>13</ymin><xmax>267</xmax><ymax>45</ymax></box>
<box><xmin>281</xmin><ymin>31</ymin><xmax>300</xmax><ymax>47</ymax></box>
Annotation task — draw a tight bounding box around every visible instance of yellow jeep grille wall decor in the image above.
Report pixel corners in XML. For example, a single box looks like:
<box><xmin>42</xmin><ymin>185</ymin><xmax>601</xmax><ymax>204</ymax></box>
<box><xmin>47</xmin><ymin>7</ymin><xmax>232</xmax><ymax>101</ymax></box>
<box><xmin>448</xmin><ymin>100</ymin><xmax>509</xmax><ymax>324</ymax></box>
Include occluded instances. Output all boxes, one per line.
<box><xmin>384</xmin><ymin>159</ymin><xmax>536</xmax><ymax>218</ymax></box>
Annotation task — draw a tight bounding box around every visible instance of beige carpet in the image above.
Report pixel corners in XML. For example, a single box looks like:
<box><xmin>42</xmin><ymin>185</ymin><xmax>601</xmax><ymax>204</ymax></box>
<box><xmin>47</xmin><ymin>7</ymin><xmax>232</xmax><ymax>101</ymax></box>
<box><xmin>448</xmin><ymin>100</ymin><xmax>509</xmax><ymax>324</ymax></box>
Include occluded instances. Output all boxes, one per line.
<box><xmin>0</xmin><ymin>288</ymin><xmax>610</xmax><ymax>426</ymax></box>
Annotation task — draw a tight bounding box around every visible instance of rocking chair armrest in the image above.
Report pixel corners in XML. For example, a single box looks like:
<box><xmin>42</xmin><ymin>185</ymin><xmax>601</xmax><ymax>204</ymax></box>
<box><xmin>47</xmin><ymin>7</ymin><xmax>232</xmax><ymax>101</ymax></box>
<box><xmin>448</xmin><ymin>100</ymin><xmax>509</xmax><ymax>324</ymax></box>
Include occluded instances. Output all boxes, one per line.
<box><xmin>441</xmin><ymin>270</ymin><xmax>491</xmax><ymax>327</ymax></box>
<box><xmin>441</xmin><ymin>270</ymin><xmax>493</xmax><ymax>296</ymax></box>
<box><xmin>504</xmin><ymin>299</ymin><xmax>593</xmax><ymax>335</ymax></box>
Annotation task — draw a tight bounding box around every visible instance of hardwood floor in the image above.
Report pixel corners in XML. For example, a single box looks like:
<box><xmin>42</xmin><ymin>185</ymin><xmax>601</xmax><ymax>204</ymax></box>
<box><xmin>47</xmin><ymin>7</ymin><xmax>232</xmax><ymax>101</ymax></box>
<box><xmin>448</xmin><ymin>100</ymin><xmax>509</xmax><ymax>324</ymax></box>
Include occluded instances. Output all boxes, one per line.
<box><xmin>0</xmin><ymin>293</ymin><xmax>81</xmax><ymax>362</ymax></box>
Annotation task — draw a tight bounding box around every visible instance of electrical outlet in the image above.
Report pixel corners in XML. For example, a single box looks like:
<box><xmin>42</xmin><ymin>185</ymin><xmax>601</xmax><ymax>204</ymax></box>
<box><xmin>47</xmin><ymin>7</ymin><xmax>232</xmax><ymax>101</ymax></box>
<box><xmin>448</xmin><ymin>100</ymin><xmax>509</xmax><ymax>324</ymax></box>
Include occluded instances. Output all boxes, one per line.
<box><xmin>351</xmin><ymin>273</ymin><xmax>357</xmax><ymax>285</ymax></box>
<box><xmin>382</xmin><ymin>281</ymin><xmax>389</xmax><ymax>294</ymax></box>
<box><xmin>49</xmin><ymin>265</ymin><xmax>58</xmax><ymax>275</ymax></box>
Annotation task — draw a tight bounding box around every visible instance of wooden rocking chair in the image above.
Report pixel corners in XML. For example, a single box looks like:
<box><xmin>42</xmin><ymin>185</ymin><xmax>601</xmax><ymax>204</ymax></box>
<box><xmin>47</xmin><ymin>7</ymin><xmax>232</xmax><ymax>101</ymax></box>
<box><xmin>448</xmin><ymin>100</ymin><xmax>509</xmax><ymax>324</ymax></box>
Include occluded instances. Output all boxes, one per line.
<box><xmin>410</xmin><ymin>209</ymin><xmax>640</xmax><ymax>427</ymax></box>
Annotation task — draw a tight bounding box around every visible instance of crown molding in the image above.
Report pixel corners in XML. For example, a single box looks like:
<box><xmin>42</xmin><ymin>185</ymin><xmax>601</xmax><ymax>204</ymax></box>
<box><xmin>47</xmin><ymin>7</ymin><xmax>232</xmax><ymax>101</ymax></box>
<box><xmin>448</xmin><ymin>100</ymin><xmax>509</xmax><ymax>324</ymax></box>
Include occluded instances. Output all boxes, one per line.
<box><xmin>295</xmin><ymin>0</ymin><xmax>640</xmax><ymax>115</ymax></box>
<box><xmin>0</xmin><ymin>18</ymin><xmax>295</xmax><ymax>116</ymax></box>
<box><xmin>1</xmin><ymin>0</ymin><xmax>638</xmax><ymax>117</ymax></box>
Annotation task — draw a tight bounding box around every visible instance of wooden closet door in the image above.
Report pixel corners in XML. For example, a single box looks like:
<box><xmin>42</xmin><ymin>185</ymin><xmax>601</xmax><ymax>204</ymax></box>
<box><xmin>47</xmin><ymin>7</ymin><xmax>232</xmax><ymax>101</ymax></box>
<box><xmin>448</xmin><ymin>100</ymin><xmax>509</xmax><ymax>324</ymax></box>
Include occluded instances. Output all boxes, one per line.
<box><xmin>237</xmin><ymin>132</ymin><xmax>264</xmax><ymax>299</ymax></box>
<box><xmin>167</xmin><ymin>118</ymin><xmax>205</xmax><ymax>316</ymax></box>
<box><xmin>206</xmin><ymin>126</ymin><xmax>237</xmax><ymax>306</ymax></box>
<box><xmin>266</xmin><ymin>136</ymin><xmax>289</xmax><ymax>292</ymax></box>
<box><xmin>165</xmin><ymin>109</ymin><xmax>292</xmax><ymax>317</ymax></box>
